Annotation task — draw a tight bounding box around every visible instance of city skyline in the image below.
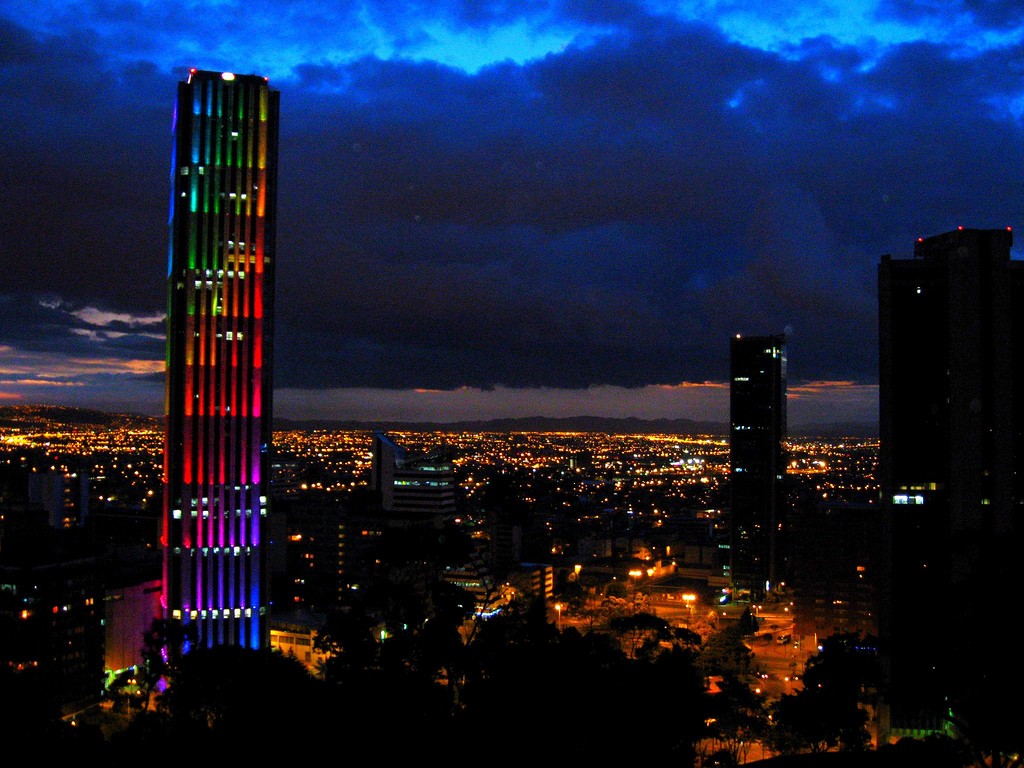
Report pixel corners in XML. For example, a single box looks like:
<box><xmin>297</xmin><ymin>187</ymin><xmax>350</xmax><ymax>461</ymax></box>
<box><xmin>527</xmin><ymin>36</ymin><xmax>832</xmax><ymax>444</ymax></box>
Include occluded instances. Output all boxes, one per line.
<box><xmin>2</xmin><ymin>2</ymin><xmax>1022</xmax><ymax>427</ymax></box>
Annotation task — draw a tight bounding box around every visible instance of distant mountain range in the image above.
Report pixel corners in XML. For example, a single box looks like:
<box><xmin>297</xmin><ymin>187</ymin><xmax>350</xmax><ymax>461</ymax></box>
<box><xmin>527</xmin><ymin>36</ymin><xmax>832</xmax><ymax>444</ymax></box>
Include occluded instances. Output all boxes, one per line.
<box><xmin>274</xmin><ymin>415</ymin><xmax>878</xmax><ymax>438</ymax></box>
<box><xmin>273</xmin><ymin>414</ymin><xmax>732</xmax><ymax>436</ymax></box>
<box><xmin>0</xmin><ymin>404</ymin><xmax>161</xmax><ymax>431</ymax></box>
<box><xmin>0</xmin><ymin>404</ymin><xmax>878</xmax><ymax>439</ymax></box>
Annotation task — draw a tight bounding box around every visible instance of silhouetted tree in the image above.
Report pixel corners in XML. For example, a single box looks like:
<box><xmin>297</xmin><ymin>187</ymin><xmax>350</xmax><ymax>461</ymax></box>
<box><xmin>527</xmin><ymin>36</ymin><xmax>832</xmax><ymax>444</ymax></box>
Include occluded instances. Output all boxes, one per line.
<box><xmin>457</xmin><ymin>598</ymin><xmax>706</xmax><ymax>762</ymax></box>
<box><xmin>138</xmin><ymin>617</ymin><xmax>199</xmax><ymax>698</ymax></box>
<box><xmin>699</xmin><ymin>623</ymin><xmax>758</xmax><ymax>679</ymax></box>
<box><xmin>737</xmin><ymin>606</ymin><xmax>760</xmax><ymax>635</ymax></box>
<box><xmin>313</xmin><ymin>604</ymin><xmax>380</xmax><ymax>683</ymax></box>
<box><xmin>609</xmin><ymin>610</ymin><xmax>672</xmax><ymax>659</ymax></box>
<box><xmin>0</xmin><ymin>665</ymin><xmax>104</xmax><ymax>752</ymax></box>
<box><xmin>151</xmin><ymin>644</ymin><xmax>335</xmax><ymax>757</ymax></box>
<box><xmin>673</xmin><ymin>625</ymin><xmax>704</xmax><ymax>648</ymax></box>
<box><xmin>768</xmin><ymin>632</ymin><xmax>879</xmax><ymax>755</ymax></box>
<box><xmin>417</xmin><ymin>579</ymin><xmax>475</xmax><ymax>707</ymax></box>
<box><xmin>770</xmin><ymin>685</ymin><xmax>849</xmax><ymax>754</ymax></box>
<box><xmin>553</xmin><ymin>572</ymin><xmax>586</xmax><ymax>612</ymax></box>
<box><xmin>312</xmin><ymin>515</ymin><xmax>484</xmax><ymax>728</ymax></box>
<box><xmin>704</xmin><ymin>673</ymin><xmax>770</xmax><ymax>765</ymax></box>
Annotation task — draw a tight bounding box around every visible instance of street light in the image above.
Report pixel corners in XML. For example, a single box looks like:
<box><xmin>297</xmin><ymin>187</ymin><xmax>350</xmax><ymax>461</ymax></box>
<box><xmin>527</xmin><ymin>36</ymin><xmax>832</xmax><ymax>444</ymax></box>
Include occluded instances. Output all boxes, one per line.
<box><xmin>554</xmin><ymin>602</ymin><xmax>563</xmax><ymax>630</ymax></box>
<box><xmin>682</xmin><ymin>593</ymin><xmax>696</xmax><ymax>628</ymax></box>
<box><xmin>628</xmin><ymin>569</ymin><xmax>643</xmax><ymax>609</ymax></box>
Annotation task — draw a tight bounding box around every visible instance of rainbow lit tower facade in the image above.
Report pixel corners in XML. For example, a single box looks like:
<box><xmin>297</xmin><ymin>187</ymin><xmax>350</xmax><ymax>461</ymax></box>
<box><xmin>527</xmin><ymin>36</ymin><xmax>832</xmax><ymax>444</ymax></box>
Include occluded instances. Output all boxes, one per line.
<box><xmin>162</xmin><ymin>69</ymin><xmax>279</xmax><ymax>650</ymax></box>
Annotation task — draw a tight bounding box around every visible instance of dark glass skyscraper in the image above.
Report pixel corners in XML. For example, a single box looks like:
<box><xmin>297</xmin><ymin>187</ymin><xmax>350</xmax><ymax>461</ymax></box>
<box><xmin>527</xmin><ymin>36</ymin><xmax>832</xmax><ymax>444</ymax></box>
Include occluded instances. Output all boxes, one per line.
<box><xmin>878</xmin><ymin>226</ymin><xmax>1024</xmax><ymax>727</ymax></box>
<box><xmin>879</xmin><ymin>227</ymin><xmax>1021</xmax><ymax>528</ymax></box>
<box><xmin>162</xmin><ymin>69</ymin><xmax>280</xmax><ymax>650</ymax></box>
<box><xmin>729</xmin><ymin>333</ymin><xmax>787</xmax><ymax>603</ymax></box>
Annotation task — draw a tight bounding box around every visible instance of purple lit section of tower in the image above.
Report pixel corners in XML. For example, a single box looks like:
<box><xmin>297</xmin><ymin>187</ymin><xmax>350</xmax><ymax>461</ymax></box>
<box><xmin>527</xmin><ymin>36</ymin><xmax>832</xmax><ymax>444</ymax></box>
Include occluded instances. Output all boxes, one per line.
<box><xmin>162</xmin><ymin>69</ymin><xmax>279</xmax><ymax>650</ymax></box>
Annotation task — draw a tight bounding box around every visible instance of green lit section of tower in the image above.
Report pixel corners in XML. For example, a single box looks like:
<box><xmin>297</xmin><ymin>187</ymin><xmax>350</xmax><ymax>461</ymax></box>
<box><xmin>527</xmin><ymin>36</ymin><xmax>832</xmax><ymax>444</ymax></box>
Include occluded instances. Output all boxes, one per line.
<box><xmin>162</xmin><ymin>69</ymin><xmax>280</xmax><ymax>650</ymax></box>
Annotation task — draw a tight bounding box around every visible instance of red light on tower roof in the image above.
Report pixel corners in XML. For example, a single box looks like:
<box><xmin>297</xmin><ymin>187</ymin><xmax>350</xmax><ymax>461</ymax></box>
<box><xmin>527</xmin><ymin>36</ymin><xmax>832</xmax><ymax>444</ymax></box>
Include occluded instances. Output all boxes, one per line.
<box><xmin>958</xmin><ymin>225</ymin><xmax>964</xmax><ymax>230</ymax></box>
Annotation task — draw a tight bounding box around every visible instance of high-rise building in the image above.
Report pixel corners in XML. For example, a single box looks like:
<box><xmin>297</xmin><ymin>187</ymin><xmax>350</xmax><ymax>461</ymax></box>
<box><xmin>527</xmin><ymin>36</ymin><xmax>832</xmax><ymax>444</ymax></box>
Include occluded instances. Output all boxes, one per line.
<box><xmin>877</xmin><ymin>226</ymin><xmax>1024</xmax><ymax>734</ymax></box>
<box><xmin>161</xmin><ymin>69</ymin><xmax>280</xmax><ymax>650</ymax></box>
<box><xmin>27</xmin><ymin>468</ymin><xmax>89</xmax><ymax>529</ymax></box>
<box><xmin>0</xmin><ymin>527</ymin><xmax>105</xmax><ymax>715</ymax></box>
<box><xmin>728</xmin><ymin>333</ymin><xmax>787</xmax><ymax>603</ymax></box>
<box><xmin>371</xmin><ymin>432</ymin><xmax>457</xmax><ymax>521</ymax></box>
<box><xmin>789</xmin><ymin>501</ymin><xmax>881</xmax><ymax>646</ymax></box>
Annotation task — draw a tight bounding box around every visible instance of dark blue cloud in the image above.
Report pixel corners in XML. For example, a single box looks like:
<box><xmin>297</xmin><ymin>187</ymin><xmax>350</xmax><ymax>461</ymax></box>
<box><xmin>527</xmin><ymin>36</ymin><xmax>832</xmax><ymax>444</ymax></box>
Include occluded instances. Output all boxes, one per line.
<box><xmin>0</xmin><ymin>4</ymin><xmax>1021</xmax><ymax>413</ymax></box>
<box><xmin>0</xmin><ymin>295</ymin><xmax>163</xmax><ymax>360</ymax></box>
<box><xmin>877</xmin><ymin>0</ymin><xmax>1024</xmax><ymax>30</ymax></box>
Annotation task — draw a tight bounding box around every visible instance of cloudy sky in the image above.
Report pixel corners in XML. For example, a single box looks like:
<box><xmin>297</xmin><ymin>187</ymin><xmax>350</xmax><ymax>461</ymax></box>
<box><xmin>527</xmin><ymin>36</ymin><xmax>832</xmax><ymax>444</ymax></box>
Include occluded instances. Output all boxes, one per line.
<box><xmin>1</xmin><ymin>1</ymin><xmax>1021</xmax><ymax>428</ymax></box>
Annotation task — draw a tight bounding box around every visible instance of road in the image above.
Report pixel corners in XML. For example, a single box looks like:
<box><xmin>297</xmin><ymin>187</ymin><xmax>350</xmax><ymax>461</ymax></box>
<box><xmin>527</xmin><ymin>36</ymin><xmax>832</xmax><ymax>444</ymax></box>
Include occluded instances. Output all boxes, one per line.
<box><xmin>551</xmin><ymin>600</ymin><xmax>813</xmax><ymax>699</ymax></box>
<box><xmin>744</xmin><ymin>609</ymin><xmax>810</xmax><ymax>698</ymax></box>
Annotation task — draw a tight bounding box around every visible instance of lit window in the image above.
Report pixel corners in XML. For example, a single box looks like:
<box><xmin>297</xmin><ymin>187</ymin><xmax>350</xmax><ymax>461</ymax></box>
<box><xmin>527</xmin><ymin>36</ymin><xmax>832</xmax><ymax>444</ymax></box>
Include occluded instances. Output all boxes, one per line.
<box><xmin>892</xmin><ymin>494</ymin><xmax>924</xmax><ymax>504</ymax></box>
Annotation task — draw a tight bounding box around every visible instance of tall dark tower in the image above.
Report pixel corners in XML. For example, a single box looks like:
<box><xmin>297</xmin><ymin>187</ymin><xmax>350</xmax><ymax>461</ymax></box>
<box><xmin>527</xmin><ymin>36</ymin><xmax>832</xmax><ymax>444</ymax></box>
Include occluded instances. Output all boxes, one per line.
<box><xmin>724</xmin><ymin>333</ymin><xmax>786</xmax><ymax>606</ymax></box>
<box><xmin>728</xmin><ymin>333</ymin><xmax>787</xmax><ymax>603</ymax></box>
<box><xmin>878</xmin><ymin>226</ymin><xmax>1024</xmax><ymax>731</ymax></box>
<box><xmin>162</xmin><ymin>69</ymin><xmax>280</xmax><ymax>650</ymax></box>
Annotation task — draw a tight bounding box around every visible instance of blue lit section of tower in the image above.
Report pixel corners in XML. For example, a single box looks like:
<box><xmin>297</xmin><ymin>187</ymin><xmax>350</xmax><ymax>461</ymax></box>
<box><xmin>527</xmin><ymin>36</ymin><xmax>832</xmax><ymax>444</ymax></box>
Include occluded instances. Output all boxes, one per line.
<box><xmin>162</xmin><ymin>69</ymin><xmax>279</xmax><ymax>650</ymax></box>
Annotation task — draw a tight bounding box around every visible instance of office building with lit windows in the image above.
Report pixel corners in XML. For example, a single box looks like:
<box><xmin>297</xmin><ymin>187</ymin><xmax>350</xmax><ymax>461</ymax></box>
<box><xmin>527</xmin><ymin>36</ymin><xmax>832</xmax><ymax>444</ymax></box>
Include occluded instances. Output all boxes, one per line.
<box><xmin>371</xmin><ymin>432</ymin><xmax>458</xmax><ymax>521</ymax></box>
<box><xmin>162</xmin><ymin>69</ymin><xmax>280</xmax><ymax>650</ymax></box>
<box><xmin>878</xmin><ymin>226</ymin><xmax>1024</xmax><ymax>732</ymax></box>
<box><xmin>728</xmin><ymin>333</ymin><xmax>787</xmax><ymax>603</ymax></box>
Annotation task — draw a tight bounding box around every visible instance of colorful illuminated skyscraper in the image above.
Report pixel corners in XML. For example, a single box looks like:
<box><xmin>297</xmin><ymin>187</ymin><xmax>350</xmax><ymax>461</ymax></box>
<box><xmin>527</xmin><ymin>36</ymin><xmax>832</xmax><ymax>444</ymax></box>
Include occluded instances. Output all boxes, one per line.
<box><xmin>162</xmin><ymin>69</ymin><xmax>280</xmax><ymax>650</ymax></box>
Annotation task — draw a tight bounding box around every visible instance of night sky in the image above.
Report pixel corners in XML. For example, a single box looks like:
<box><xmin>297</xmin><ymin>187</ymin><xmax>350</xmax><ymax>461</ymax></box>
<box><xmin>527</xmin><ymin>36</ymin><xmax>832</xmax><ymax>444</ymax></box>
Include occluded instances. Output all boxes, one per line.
<box><xmin>1</xmin><ymin>1</ymin><xmax>1021</xmax><ymax>427</ymax></box>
